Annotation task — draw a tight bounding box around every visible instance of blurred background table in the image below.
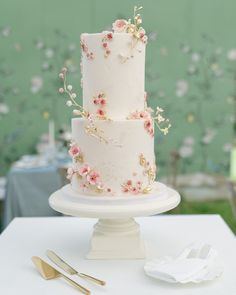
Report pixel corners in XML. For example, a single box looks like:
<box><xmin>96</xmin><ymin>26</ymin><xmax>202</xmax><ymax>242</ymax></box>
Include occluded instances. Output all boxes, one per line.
<box><xmin>2</xmin><ymin>154</ymin><xmax>70</xmax><ymax>228</ymax></box>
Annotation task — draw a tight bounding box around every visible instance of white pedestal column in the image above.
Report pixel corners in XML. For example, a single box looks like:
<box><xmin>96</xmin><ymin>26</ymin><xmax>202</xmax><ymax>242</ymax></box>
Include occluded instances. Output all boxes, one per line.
<box><xmin>49</xmin><ymin>182</ymin><xmax>181</xmax><ymax>259</ymax></box>
<box><xmin>87</xmin><ymin>218</ymin><xmax>145</xmax><ymax>259</ymax></box>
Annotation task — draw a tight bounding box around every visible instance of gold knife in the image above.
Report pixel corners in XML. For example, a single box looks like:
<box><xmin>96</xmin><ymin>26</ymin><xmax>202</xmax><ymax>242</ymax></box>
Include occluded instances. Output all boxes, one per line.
<box><xmin>46</xmin><ymin>250</ymin><xmax>106</xmax><ymax>286</ymax></box>
<box><xmin>32</xmin><ymin>256</ymin><xmax>90</xmax><ymax>295</ymax></box>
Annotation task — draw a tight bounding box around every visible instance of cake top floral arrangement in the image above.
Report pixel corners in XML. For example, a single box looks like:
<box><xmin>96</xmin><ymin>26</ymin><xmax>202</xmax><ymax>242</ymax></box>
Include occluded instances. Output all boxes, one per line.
<box><xmin>112</xmin><ymin>6</ymin><xmax>148</xmax><ymax>44</ymax></box>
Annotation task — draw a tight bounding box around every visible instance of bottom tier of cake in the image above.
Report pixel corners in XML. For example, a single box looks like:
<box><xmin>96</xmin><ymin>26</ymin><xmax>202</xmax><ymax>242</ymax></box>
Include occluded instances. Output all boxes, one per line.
<box><xmin>68</xmin><ymin>118</ymin><xmax>156</xmax><ymax>196</ymax></box>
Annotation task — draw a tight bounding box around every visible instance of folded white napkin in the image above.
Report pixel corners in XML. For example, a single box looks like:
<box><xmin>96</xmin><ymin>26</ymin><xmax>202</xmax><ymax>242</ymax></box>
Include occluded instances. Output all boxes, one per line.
<box><xmin>144</xmin><ymin>242</ymin><xmax>223</xmax><ymax>284</ymax></box>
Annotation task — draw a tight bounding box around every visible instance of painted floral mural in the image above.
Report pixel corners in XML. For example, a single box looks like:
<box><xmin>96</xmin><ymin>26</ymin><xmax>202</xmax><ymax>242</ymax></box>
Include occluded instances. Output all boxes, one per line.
<box><xmin>0</xmin><ymin>0</ymin><xmax>236</xmax><ymax>179</ymax></box>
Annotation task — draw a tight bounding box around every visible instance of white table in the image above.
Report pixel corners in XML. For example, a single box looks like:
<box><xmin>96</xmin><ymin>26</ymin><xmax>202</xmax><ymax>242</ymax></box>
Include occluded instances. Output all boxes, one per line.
<box><xmin>0</xmin><ymin>215</ymin><xmax>235</xmax><ymax>294</ymax></box>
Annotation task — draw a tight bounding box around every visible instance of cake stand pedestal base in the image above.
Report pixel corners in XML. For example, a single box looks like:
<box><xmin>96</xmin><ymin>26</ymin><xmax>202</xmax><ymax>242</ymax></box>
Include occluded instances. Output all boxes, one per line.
<box><xmin>87</xmin><ymin>218</ymin><xmax>145</xmax><ymax>259</ymax></box>
<box><xmin>49</xmin><ymin>182</ymin><xmax>180</xmax><ymax>259</ymax></box>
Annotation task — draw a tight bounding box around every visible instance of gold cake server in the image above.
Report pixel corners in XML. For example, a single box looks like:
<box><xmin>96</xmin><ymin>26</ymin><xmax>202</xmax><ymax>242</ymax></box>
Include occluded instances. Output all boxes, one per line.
<box><xmin>32</xmin><ymin>256</ymin><xmax>90</xmax><ymax>294</ymax></box>
<box><xmin>46</xmin><ymin>250</ymin><xmax>106</xmax><ymax>286</ymax></box>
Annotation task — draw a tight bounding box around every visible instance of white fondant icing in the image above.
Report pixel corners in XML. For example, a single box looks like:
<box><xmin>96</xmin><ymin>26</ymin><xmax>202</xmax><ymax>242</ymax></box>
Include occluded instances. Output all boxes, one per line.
<box><xmin>81</xmin><ymin>32</ymin><xmax>146</xmax><ymax>119</ymax></box>
<box><xmin>71</xmin><ymin>118</ymin><xmax>155</xmax><ymax>196</ymax></box>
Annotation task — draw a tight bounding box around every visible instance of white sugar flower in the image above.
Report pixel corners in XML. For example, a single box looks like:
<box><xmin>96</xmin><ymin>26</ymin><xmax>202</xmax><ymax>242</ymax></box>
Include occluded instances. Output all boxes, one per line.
<box><xmin>67</xmin><ymin>85</ymin><xmax>73</xmax><ymax>91</ymax></box>
<box><xmin>73</xmin><ymin>109</ymin><xmax>80</xmax><ymax>115</ymax></box>
<box><xmin>227</xmin><ymin>49</ymin><xmax>236</xmax><ymax>61</ymax></box>
<box><xmin>157</xmin><ymin>114</ymin><xmax>165</xmax><ymax>123</ymax></box>
<box><xmin>162</xmin><ymin>128</ymin><xmax>169</xmax><ymax>135</ymax></box>
<box><xmin>66</xmin><ymin>100</ymin><xmax>72</xmax><ymax>107</ymax></box>
<box><xmin>71</xmin><ymin>93</ymin><xmax>76</xmax><ymax>99</ymax></box>
<box><xmin>156</xmin><ymin>106</ymin><xmax>163</xmax><ymax>113</ymax></box>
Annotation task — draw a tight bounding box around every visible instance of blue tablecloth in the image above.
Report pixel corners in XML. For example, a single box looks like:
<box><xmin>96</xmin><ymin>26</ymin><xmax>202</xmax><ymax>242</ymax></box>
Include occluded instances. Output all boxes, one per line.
<box><xmin>3</xmin><ymin>165</ymin><xmax>63</xmax><ymax>228</ymax></box>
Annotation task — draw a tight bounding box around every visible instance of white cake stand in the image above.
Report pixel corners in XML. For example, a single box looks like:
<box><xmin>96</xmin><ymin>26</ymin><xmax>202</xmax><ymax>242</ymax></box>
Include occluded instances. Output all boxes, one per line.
<box><xmin>49</xmin><ymin>182</ymin><xmax>180</xmax><ymax>259</ymax></box>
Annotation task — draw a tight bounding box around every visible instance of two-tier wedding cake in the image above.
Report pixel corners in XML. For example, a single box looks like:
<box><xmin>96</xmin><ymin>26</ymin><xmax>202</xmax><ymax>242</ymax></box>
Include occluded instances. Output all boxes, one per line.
<box><xmin>59</xmin><ymin>7</ymin><xmax>170</xmax><ymax>197</ymax></box>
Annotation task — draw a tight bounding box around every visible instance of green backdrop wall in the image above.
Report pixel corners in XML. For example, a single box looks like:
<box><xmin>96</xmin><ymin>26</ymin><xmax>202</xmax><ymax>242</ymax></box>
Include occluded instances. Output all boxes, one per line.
<box><xmin>1</xmin><ymin>0</ymin><xmax>236</xmax><ymax>176</ymax></box>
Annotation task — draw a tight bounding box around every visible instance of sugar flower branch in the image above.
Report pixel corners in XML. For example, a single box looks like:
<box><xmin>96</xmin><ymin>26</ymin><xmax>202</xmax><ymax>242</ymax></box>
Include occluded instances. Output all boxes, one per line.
<box><xmin>112</xmin><ymin>6</ymin><xmax>147</xmax><ymax>43</ymax></box>
<box><xmin>58</xmin><ymin>67</ymin><xmax>88</xmax><ymax>118</ymax></box>
<box><xmin>58</xmin><ymin>67</ymin><xmax>109</xmax><ymax>143</ymax></box>
<box><xmin>153</xmin><ymin>107</ymin><xmax>171</xmax><ymax>135</ymax></box>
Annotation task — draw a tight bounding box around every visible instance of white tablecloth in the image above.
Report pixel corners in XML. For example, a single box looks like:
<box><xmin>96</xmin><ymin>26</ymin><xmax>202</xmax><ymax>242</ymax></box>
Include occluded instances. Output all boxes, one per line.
<box><xmin>0</xmin><ymin>215</ymin><xmax>235</xmax><ymax>294</ymax></box>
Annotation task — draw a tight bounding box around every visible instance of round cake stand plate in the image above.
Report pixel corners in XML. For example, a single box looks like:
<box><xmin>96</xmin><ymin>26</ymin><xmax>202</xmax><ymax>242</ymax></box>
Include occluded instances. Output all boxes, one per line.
<box><xmin>49</xmin><ymin>182</ymin><xmax>180</xmax><ymax>260</ymax></box>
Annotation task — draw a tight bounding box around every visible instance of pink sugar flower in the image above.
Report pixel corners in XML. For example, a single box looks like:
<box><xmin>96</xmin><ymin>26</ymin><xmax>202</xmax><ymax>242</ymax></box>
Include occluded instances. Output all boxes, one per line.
<box><xmin>146</xmin><ymin>107</ymin><xmax>154</xmax><ymax>114</ymax></box>
<box><xmin>80</xmin><ymin>183</ymin><xmax>89</xmax><ymax>190</ymax></box>
<box><xmin>102</xmin><ymin>42</ymin><xmax>108</xmax><ymax>48</ymax></box>
<box><xmin>126</xmin><ymin>180</ymin><xmax>132</xmax><ymax>186</ymax></box>
<box><xmin>100</xmin><ymin>98</ymin><xmax>106</xmax><ymax>106</ymax></box>
<box><xmin>97</xmin><ymin>109</ymin><xmax>105</xmax><ymax>117</ymax></box>
<box><xmin>122</xmin><ymin>186</ymin><xmax>129</xmax><ymax>193</ymax></box>
<box><xmin>131</xmin><ymin>187</ymin><xmax>139</xmax><ymax>194</ymax></box>
<box><xmin>93</xmin><ymin>98</ymin><xmax>99</xmax><ymax>105</ymax></box>
<box><xmin>69</xmin><ymin>145</ymin><xmax>80</xmax><ymax>157</ymax></box>
<box><xmin>112</xmin><ymin>19</ymin><xmax>128</xmax><ymax>33</ymax></box>
<box><xmin>144</xmin><ymin>119</ymin><xmax>152</xmax><ymax>130</ymax></box>
<box><xmin>130</xmin><ymin>111</ymin><xmax>140</xmax><ymax>119</ymax></box>
<box><xmin>107</xmin><ymin>32</ymin><xmax>113</xmax><ymax>39</ymax></box>
<box><xmin>87</xmin><ymin>171</ymin><xmax>100</xmax><ymax>185</ymax></box>
<box><xmin>144</xmin><ymin>92</ymin><xmax>147</xmax><ymax>101</ymax></box>
<box><xmin>141</xmin><ymin>35</ymin><xmax>148</xmax><ymax>44</ymax></box>
<box><xmin>138</xmin><ymin>27</ymin><xmax>146</xmax><ymax>38</ymax></box>
<box><xmin>149</xmin><ymin>128</ymin><xmax>154</xmax><ymax>137</ymax></box>
<box><xmin>139</xmin><ymin>111</ymin><xmax>149</xmax><ymax>119</ymax></box>
<box><xmin>80</xmin><ymin>40</ymin><xmax>88</xmax><ymax>53</ymax></box>
<box><xmin>79</xmin><ymin>164</ymin><xmax>90</xmax><ymax>177</ymax></box>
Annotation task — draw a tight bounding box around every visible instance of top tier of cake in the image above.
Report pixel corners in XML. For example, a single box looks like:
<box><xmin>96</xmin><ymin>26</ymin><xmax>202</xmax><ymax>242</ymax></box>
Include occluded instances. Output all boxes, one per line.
<box><xmin>81</xmin><ymin>32</ymin><xmax>146</xmax><ymax>120</ymax></box>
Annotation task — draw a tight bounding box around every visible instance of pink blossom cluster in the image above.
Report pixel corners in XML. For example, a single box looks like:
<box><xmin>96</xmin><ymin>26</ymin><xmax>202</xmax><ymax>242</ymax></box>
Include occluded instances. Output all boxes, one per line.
<box><xmin>122</xmin><ymin>179</ymin><xmax>143</xmax><ymax>194</ymax></box>
<box><xmin>93</xmin><ymin>92</ymin><xmax>107</xmax><ymax>118</ymax></box>
<box><xmin>68</xmin><ymin>143</ymin><xmax>81</xmax><ymax>158</ymax></box>
<box><xmin>138</xmin><ymin>27</ymin><xmax>148</xmax><ymax>44</ymax></box>
<box><xmin>144</xmin><ymin>119</ymin><xmax>154</xmax><ymax>137</ymax></box>
<box><xmin>67</xmin><ymin>164</ymin><xmax>101</xmax><ymax>187</ymax></box>
<box><xmin>112</xmin><ymin>19</ymin><xmax>128</xmax><ymax>32</ymax></box>
<box><xmin>128</xmin><ymin>110</ymin><xmax>150</xmax><ymax>120</ymax></box>
<box><xmin>128</xmin><ymin>109</ymin><xmax>154</xmax><ymax>137</ymax></box>
<box><xmin>102</xmin><ymin>32</ymin><xmax>113</xmax><ymax>57</ymax></box>
<box><xmin>80</xmin><ymin>38</ymin><xmax>94</xmax><ymax>60</ymax></box>
<box><xmin>78</xmin><ymin>164</ymin><xmax>101</xmax><ymax>186</ymax></box>
<box><xmin>112</xmin><ymin>19</ymin><xmax>148</xmax><ymax>43</ymax></box>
